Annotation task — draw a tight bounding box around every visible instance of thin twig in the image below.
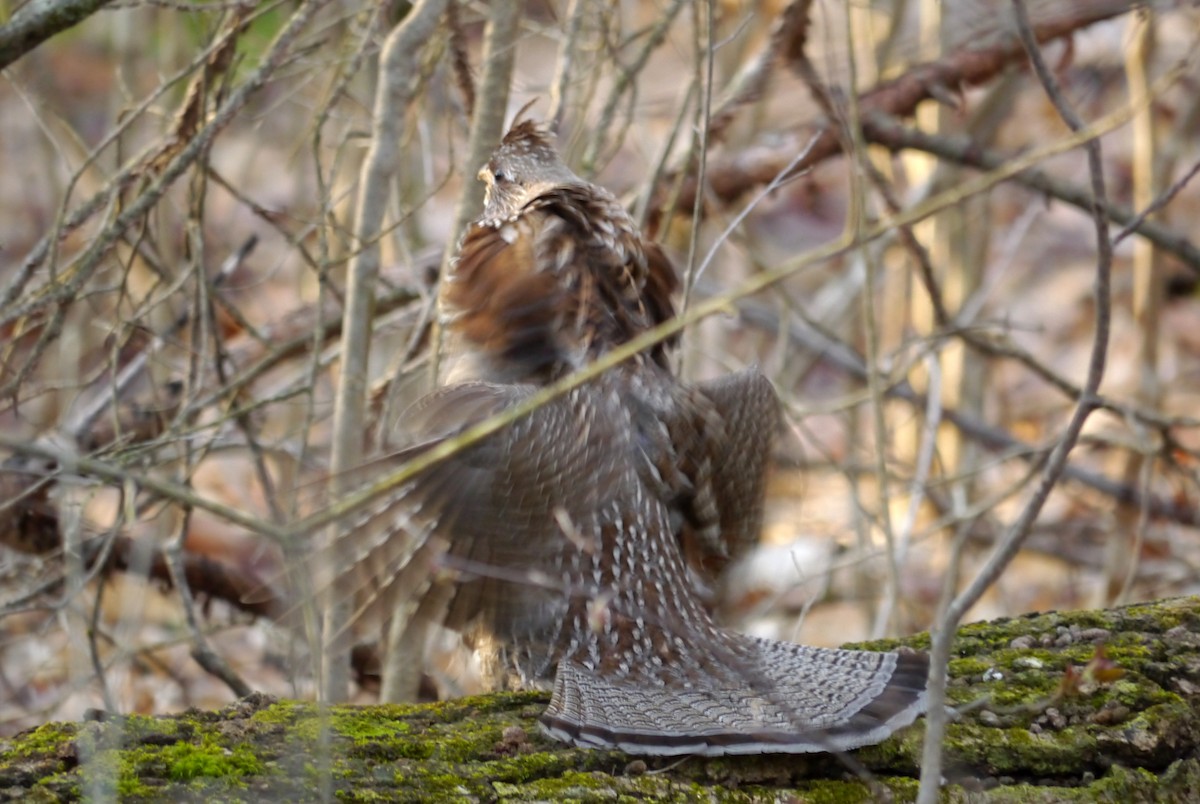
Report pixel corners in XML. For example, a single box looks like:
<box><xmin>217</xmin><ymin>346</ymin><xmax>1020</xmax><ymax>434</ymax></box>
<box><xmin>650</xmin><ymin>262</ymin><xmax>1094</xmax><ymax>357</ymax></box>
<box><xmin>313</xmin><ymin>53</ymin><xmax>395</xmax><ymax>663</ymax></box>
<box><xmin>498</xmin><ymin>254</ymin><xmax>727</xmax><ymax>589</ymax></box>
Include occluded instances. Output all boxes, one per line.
<box><xmin>918</xmin><ymin>2</ymin><xmax>1115</xmax><ymax>797</ymax></box>
<box><xmin>547</xmin><ymin>0</ymin><xmax>586</xmax><ymax>130</ymax></box>
<box><xmin>0</xmin><ymin>10</ymin><xmax>277</xmax><ymax>324</ymax></box>
<box><xmin>650</xmin><ymin>0</ymin><xmax>1168</xmax><ymax>228</ymax></box>
<box><xmin>1112</xmin><ymin>156</ymin><xmax>1200</xmax><ymax>248</ymax></box>
<box><xmin>580</xmin><ymin>0</ymin><xmax>688</xmax><ymax>175</ymax></box>
<box><xmin>325</xmin><ymin>0</ymin><xmax>450</xmax><ymax>702</ymax></box>
<box><xmin>165</xmin><ymin>516</ymin><xmax>254</xmax><ymax>698</ymax></box>
<box><xmin>0</xmin><ymin>0</ymin><xmax>117</xmax><ymax>69</ymax></box>
<box><xmin>679</xmin><ymin>0</ymin><xmax>717</xmax><ymax>313</ymax></box>
<box><xmin>864</xmin><ymin>113</ymin><xmax>1200</xmax><ymax>273</ymax></box>
<box><xmin>706</xmin><ymin>0</ymin><xmax>811</xmax><ymax>143</ymax></box>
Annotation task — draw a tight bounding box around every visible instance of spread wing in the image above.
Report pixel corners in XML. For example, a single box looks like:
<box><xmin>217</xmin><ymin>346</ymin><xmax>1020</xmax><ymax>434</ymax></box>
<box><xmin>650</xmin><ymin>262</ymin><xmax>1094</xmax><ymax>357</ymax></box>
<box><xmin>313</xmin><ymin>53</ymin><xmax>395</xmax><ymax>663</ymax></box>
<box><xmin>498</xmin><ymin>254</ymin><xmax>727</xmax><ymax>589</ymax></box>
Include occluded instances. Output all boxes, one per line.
<box><xmin>666</xmin><ymin>369</ymin><xmax>780</xmax><ymax>593</ymax></box>
<box><xmin>692</xmin><ymin>369</ymin><xmax>780</xmax><ymax>567</ymax></box>
<box><xmin>316</xmin><ymin>381</ymin><xmax>627</xmax><ymax>650</ymax></box>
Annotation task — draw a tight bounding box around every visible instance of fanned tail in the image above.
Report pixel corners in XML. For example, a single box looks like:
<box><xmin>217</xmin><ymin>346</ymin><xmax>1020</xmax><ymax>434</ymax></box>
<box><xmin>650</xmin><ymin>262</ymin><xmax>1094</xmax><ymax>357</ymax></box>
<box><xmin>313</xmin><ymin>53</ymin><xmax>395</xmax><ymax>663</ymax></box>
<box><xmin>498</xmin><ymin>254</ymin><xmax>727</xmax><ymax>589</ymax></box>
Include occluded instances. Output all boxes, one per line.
<box><xmin>541</xmin><ymin>635</ymin><xmax>927</xmax><ymax>756</ymax></box>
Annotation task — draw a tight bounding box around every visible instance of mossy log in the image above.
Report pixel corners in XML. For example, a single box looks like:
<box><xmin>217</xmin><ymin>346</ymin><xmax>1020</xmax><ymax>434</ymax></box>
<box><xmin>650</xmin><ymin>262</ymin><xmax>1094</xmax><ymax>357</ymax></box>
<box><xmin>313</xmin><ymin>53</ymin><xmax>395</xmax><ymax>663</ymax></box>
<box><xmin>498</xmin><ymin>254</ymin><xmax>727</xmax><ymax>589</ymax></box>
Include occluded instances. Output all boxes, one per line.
<box><xmin>2</xmin><ymin>597</ymin><xmax>1200</xmax><ymax>802</ymax></box>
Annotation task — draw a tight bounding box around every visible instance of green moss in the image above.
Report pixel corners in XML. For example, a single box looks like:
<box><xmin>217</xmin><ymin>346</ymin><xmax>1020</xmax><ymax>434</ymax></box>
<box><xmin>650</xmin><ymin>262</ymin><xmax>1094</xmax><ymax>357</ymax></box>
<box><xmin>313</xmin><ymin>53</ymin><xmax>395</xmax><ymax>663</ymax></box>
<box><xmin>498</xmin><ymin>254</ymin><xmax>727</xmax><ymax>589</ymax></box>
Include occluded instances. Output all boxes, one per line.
<box><xmin>335</xmin><ymin>712</ymin><xmax>412</xmax><ymax>741</ymax></box>
<box><xmin>254</xmin><ymin>702</ymin><xmax>425</xmax><ymax>747</ymax></box>
<box><xmin>517</xmin><ymin>772</ymin><xmax>916</xmax><ymax>803</ymax></box>
<box><xmin>250</xmin><ymin>700</ymin><xmax>304</xmax><ymax>726</ymax></box>
<box><xmin>519</xmin><ymin>768</ymin><xmax>649</xmax><ymax>799</ymax></box>
<box><xmin>406</xmin><ymin>771</ymin><xmax>474</xmax><ymax>798</ymax></box>
<box><xmin>229</xmin><ymin>693</ymin><xmax>578</xmax><ymax>798</ymax></box>
<box><xmin>1088</xmin><ymin>764</ymin><xmax>1161</xmax><ymax>798</ymax></box>
<box><xmin>23</xmin><ymin>782</ymin><xmax>80</xmax><ymax>803</ymax></box>
<box><xmin>124</xmin><ymin>714</ymin><xmax>180</xmax><ymax>736</ymax></box>
<box><xmin>937</xmin><ymin>722</ymin><xmax>1093</xmax><ymax>778</ymax></box>
<box><xmin>947</xmin><ymin>656</ymin><xmax>992</xmax><ymax>677</ymax></box>
<box><xmin>75</xmin><ymin>747</ymin><xmax>124</xmax><ymax>800</ymax></box>
<box><xmin>159</xmin><ymin>739</ymin><xmax>264</xmax><ymax>782</ymax></box>
<box><xmin>1106</xmin><ymin>678</ymin><xmax>1167</xmax><ymax>709</ymax></box>
<box><xmin>844</xmin><ymin>634</ymin><xmax>931</xmax><ymax>652</ymax></box>
<box><xmin>798</xmin><ymin>777</ymin><xmax>917</xmax><ymax>803</ymax></box>
<box><xmin>334</xmin><ymin>789</ymin><xmax>393</xmax><ymax>803</ymax></box>
<box><xmin>1103</xmin><ymin>641</ymin><xmax>1152</xmax><ymax>662</ymax></box>
<box><xmin>5</xmin><ymin>721</ymin><xmax>78</xmax><ymax>758</ymax></box>
<box><xmin>1124</xmin><ymin>603</ymin><xmax>1186</xmax><ymax>631</ymax></box>
<box><xmin>5</xmin><ymin>599</ymin><xmax>1200</xmax><ymax>800</ymax></box>
<box><xmin>116</xmin><ymin>768</ymin><xmax>155</xmax><ymax>799</ymax></box>
<box><xmin>992</xmin><ymin>647</ymin><xmax>1061</xmax><ymax>667</ymax></box>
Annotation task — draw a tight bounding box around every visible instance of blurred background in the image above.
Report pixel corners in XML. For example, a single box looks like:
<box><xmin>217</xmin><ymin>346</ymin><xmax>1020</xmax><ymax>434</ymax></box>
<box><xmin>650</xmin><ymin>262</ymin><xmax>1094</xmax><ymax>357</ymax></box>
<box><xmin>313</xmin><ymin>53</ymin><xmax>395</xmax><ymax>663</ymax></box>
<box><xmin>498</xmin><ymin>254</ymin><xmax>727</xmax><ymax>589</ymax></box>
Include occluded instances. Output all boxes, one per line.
<box><xmin>1</xmin><ymin>0</ymin><xmax>1199</xmax><ymax>735</ymax></box>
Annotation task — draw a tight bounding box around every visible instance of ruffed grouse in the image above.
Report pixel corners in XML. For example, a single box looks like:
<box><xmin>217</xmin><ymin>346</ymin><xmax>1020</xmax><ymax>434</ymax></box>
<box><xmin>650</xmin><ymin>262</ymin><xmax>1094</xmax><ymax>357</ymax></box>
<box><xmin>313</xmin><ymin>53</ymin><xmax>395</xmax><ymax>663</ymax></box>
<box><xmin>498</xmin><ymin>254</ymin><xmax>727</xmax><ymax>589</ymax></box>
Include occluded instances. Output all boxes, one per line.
<box><xmin>333</xmin><ymin>118</ymin><xmax>928</xmax><ymax>755</ymax></box>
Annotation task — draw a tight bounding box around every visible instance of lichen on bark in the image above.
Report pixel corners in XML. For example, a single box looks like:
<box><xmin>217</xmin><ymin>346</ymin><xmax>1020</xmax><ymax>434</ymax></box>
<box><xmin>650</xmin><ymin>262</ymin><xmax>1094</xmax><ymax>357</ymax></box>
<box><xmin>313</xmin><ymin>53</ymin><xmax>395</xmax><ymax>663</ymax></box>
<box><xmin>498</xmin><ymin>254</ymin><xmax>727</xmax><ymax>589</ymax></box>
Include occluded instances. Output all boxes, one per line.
<box><xmin>2</xmin><ymin>597</ymin><xmax>1199</xmax><ymax>802</ymax></box>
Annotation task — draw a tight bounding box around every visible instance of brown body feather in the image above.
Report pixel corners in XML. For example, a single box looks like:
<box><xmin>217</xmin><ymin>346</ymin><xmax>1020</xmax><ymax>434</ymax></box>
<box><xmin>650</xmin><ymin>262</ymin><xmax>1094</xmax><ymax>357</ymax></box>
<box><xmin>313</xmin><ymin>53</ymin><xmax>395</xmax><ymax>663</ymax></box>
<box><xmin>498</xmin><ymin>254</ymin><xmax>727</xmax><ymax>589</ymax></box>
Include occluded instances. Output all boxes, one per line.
<box><xmin>445</xmin><ymin>184</ymin><xmax>677</xmax><ymax>382</ymax></box>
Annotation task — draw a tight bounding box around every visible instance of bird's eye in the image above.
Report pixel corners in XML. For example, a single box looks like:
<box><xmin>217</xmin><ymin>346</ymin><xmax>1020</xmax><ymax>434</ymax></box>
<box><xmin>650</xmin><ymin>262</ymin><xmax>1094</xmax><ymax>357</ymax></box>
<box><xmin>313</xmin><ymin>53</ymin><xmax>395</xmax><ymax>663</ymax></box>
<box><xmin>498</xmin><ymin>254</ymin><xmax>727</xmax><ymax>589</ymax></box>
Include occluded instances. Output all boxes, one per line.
<box><xmin>493</xmin><ymin>170</ymin><xmax>509</xmax><ymax>183</ymax></box>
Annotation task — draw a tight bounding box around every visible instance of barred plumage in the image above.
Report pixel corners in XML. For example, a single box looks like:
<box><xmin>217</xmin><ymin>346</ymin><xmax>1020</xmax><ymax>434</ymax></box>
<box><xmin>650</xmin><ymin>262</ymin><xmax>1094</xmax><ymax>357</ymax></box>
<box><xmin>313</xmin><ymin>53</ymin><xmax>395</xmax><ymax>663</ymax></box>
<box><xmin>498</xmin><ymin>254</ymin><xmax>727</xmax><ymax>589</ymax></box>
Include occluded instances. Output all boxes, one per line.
<box><xmin>331</xmin><ymin>115</ymin><xmax>927</xmax><ymax>755</ymax></box>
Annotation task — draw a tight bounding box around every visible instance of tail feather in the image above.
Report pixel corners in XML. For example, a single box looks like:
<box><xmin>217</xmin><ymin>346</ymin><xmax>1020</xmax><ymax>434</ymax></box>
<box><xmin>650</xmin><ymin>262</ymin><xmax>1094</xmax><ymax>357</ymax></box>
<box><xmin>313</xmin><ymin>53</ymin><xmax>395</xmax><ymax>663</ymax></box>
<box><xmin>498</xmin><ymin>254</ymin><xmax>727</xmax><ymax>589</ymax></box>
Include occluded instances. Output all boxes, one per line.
<box><xmin>542</xmin><ymin>637</ymin><xmax>928</xmax><ymax>756</ymax></box>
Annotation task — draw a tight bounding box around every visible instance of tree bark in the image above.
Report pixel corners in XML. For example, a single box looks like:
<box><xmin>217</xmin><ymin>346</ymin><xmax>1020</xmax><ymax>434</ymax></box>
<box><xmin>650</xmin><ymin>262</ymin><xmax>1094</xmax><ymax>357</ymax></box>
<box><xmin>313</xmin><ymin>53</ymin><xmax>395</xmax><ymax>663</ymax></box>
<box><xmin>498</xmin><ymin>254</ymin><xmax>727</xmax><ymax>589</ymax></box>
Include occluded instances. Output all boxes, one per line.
<box><xmin>2</xmin><ymin>597</ymin><xmax>1199</xmax><ymax>801</ymax></box>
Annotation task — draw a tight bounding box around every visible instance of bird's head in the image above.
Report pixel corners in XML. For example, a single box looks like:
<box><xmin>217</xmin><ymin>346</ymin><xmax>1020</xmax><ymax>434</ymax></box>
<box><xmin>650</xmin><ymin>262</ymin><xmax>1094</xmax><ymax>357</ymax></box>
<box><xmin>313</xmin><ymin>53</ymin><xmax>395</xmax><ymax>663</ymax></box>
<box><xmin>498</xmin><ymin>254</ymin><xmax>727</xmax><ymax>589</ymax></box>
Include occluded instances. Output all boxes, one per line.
<box><xmin>477</xmin><ymin>118</ymin><xmax>579</xmax><ymax>221</ymax></box>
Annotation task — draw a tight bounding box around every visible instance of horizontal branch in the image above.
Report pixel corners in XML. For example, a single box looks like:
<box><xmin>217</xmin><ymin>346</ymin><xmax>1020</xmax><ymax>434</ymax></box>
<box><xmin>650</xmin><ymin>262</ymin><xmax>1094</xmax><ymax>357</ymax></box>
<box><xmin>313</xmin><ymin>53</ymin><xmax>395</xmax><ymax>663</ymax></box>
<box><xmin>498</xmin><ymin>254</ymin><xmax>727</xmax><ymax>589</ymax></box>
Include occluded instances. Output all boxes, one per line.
<box><xmin>650</xmin><ymin>0</ymin><xmax>1152</xmax><ymax>230</ymax></box>
<box><xmin>0</xmin><ymin>0</ymin><xmax>114</xmax><ymax>70</ymax></box>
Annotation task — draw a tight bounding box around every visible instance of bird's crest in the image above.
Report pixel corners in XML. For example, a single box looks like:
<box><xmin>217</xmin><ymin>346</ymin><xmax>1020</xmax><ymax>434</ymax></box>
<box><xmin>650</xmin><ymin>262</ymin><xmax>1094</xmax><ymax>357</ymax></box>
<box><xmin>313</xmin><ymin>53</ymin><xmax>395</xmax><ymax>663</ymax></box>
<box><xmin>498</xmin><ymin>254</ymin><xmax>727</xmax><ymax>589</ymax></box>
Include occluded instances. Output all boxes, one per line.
<box><xmin>497</xmin><ymin>99</ymin><xmax>557</xmax><ymax>159</ymax></box>
<box><xmin>499</xmin><ymin>119</ymin><xmax>555</xmax><ymax>151</ymax></box>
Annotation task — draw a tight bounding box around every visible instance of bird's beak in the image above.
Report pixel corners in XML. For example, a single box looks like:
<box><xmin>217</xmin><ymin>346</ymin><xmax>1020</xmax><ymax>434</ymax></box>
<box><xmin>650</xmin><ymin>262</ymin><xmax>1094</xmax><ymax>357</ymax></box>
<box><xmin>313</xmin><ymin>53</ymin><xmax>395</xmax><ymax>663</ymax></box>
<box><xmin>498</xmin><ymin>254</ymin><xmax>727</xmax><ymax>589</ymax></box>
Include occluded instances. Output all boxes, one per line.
<box><xmin>477</xmin><ymin>167</ymin><xmax>491</xmax><ymax>184</ymax></box>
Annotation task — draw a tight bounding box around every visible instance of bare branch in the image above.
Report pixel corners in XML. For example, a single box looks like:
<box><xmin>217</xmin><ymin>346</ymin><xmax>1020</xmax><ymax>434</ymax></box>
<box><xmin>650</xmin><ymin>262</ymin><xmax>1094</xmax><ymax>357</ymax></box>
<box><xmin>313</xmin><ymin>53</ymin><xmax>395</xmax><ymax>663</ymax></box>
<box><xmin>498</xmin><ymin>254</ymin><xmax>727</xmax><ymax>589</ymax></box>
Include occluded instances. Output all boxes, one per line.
<box><xmin>650</xmin><ymin>0</ymin><xmax>1155</xmax><ymax>231</ymax></box>
<box><xmin>0</xmin><ymin>0</ymin><xmax>116</xmax><ymax>70</ymax></box>
<box><xmin>326</xmin><ymin>0</ymin><xmax>450</xmax><ymax>702</ymax></box>
<box><xmin>920</xmin><ymin>1</ymin><xmax>1115</xmax><ymax>796</ymax></box>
